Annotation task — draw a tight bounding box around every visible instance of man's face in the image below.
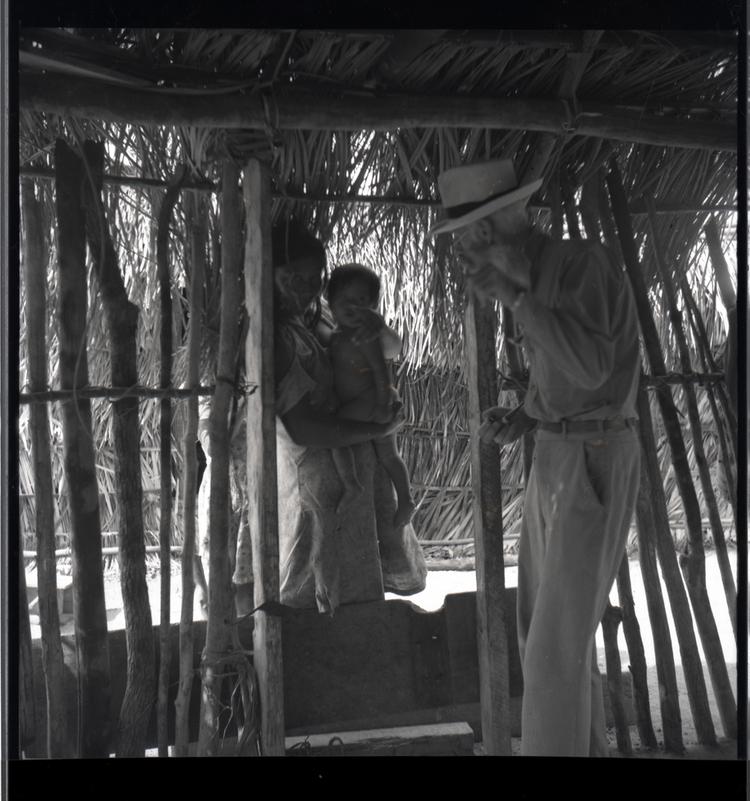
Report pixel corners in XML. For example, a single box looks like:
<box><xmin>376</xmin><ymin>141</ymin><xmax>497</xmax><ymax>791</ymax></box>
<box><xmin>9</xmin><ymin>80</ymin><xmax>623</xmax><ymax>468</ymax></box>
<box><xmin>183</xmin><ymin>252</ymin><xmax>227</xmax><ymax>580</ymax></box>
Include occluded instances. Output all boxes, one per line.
<box><xmin>453</xmin><ymin>202</ymin><xmax>532</xmax><ymax>291</ymax></box>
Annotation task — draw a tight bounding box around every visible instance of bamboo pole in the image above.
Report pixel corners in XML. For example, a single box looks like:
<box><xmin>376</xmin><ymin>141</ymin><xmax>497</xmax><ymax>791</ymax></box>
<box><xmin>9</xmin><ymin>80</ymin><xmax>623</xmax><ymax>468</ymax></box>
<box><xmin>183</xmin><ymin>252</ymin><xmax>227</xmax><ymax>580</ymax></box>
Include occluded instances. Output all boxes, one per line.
<box><xmin>607</xmin><ymin>158</ymin><xmax>736</xmax><ymax>742</ymax></box>
<box><xmin>21</xmin><ymin>179</ymin><xmax>70</xmax><ymax>757</ymax></box>
<box><xmin>54</xmin><ymin>139</ymin><xmax>112</xmax><ymax>757</ymax></box>
<box><xmin>464</xmin><ymin>298</ymin><xmax>512</xmax><ymax>756</ymax></box>
<box><xmin>704</xmin><ymin>217</ymin><xmax>737</xmax><ymax>422</ymax></box>
<box><xmin>635</xmin><ymin>388</ymin><xmax>717</xmax><ymax>745</ymax></box>
<box><xmin>646</xmin><ymin>197</ymin><xmax>737</xmax><ymax>639</ymax></box>
<box><xmin>601</xmin><ymin>602</ymin><xmax>633</xmax><ymax>754</ymax></box>
<box><xmin>244</xmin><ymin>158</ymin><xmax>285</xmax><ymax>756</ymax></box>
<box><xmin>633</xmin><ymin>436</ymin><xmax>685</xmax><ymax>754</ymax></box>
<box><xmin>615</xmin><ymin>557</ymin><xmax>658</xmax><ymax>748</ymax></box>
<box><xmin>81</xmin><ymin>140</ymin><xmax>155</xmax><ymax>756</ymax></box>
<box><xmin>579</xmin><ymin>173</ymin><xmax>601</xmax><ymax>243</ymax></box>
<box><xmin>19</xmin><ymin>72</ymin><xmax>738</xmax><ymax>152</ymax></box>
<box><xmin>197</xmin><ymin>159</ymin><xmax>243</xmax><ymax>756</ymax></box>
<box><xmin>174</xmin><ymin>191</ymin><xmax>206</xmax><ymax>756</ymax></box>
<box><xmin>156</xmin><ymin>165</ymin><xmax>186</xmax><ymax>756</ymax></box>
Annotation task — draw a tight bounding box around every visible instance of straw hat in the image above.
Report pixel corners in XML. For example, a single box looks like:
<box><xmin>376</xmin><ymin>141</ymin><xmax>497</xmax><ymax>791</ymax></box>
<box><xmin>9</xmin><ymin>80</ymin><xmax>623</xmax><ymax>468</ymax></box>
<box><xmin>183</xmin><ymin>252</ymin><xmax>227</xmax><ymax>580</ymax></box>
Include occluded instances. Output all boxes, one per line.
<box><xmin>429</xmin><ymin>159</ymin><xmax>542</xmax><ymax>236</ymax></box>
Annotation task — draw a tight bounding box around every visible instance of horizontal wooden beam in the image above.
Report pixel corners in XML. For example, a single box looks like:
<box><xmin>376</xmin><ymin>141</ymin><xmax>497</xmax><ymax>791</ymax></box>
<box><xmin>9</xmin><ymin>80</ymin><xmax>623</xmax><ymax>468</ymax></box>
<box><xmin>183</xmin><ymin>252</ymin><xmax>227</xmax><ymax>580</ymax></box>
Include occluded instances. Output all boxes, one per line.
<box><xmin>20</xmin><ymin>167</ymin><xmax>737</xmax><ymax>216</ymax></box>
<box><xmin>19</xmin><ymin>72</ymin><xmax>736</xmax><ymax>152</ymax></box>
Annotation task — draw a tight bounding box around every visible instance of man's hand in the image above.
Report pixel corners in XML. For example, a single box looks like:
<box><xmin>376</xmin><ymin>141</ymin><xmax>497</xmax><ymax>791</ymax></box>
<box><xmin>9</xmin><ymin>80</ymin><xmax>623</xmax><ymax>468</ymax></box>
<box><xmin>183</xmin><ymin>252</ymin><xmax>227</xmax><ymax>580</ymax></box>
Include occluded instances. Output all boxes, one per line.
<box><xmin>478</xmin><ymin>405</ymin><xmax>536</xmax><ymax>448</ymax></box>
<box><xmin>465</xmin><ymin>244</ymin><xmax>529</xmax><ymax>308</ymax></box>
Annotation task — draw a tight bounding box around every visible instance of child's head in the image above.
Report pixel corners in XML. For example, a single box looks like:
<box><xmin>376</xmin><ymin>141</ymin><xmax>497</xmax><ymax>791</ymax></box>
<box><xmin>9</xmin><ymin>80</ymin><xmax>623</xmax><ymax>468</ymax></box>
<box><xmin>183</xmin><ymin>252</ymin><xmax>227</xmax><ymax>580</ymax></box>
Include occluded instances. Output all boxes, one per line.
<box><xmin>325</xmin><ymin>263</ymin><xmax>381</xmax><ymax>329</ymax></box>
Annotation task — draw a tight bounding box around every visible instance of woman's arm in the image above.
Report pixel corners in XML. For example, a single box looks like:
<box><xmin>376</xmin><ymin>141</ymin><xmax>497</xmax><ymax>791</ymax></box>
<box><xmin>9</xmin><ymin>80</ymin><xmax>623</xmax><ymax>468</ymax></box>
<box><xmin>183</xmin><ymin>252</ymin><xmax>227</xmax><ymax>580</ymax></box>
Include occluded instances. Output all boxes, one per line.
<box><xmin>281</xmin><ymin>393</ymin><xmax>402</xmax><ymax>449</ymax></box>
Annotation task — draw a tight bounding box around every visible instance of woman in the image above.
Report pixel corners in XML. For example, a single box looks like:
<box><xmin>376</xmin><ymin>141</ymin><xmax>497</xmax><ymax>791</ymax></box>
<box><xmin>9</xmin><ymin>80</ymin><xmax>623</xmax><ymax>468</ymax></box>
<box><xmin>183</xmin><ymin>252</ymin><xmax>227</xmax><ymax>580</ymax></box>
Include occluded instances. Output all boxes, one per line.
<box><xmin>233</xmin><ymin>219</ymin><xmax>426</xmax><ymax>614</ymax></box>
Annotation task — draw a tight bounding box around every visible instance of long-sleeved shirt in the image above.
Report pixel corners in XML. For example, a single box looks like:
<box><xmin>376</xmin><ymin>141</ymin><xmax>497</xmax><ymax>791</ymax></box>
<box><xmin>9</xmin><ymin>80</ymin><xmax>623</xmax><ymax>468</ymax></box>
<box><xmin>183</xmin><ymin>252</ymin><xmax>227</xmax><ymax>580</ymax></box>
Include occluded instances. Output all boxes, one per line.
<box><xmin>513</xmin><ymin>231</ymin><xmax>641</xmax><ymax>423</ymax></box>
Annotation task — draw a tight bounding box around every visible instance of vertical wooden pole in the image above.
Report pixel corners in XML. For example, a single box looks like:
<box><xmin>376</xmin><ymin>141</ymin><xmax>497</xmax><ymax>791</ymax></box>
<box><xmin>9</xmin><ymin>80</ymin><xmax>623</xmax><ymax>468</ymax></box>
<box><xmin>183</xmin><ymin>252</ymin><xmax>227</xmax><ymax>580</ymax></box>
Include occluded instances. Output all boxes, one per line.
<box><xmin>54</xmin><ymin>139</ymin><xmax>112</xmax><ymax>757</ymax></box>
<box><xmin>21</xmin><ymin>179</ymin><xmax>69</xmax><ymax>757</ymax></box>
<box><xmin>81</xmin><ymin>140</ymin><xmax>155</xmax><ymax>757</ymax></box>
<box><xmin>614</xmin><ymin>557</ymin><xmax>658</xmax><ymax>748</ymax></box>
<box><xmin>155</xmin><ymin>166</ymin><xmax>186</xmax><ymax>756</ymax></box>
<box><xmin>18</xmin><ymin>549</ymin><xmax>36</xmax><ymax>755</ymax></box>
<box><xmin>607</xmin><ymin>159</ymin><xmax>735</xmax><ymax>741</ymax></box>
<box><xmin>646</xmin><ymin>198</ymin><xmax>737</xmax><ymax>639</ymax></box>
<box><xmin>198</xmin><ymin>160</ymin><xmax>243</xmax><ymax>755</ymax></box>
<box><xmin>244</xmin><ymin>158</ymin><xmax>284</xmax><ymax>756</ymax></box>
<box><xmin>464</xmin><ymin>299</ymin><xmax>511</xmax><ymax>755</ymax></box>
<box><xmin>601</xmin><ymin>602</ymin><xmax>632</xmax><ymax>754</ymax></box>
<box><xmin>174</xmin><ymin>191</ymin><xmax>205</xmax><ymax>756</ymax></box>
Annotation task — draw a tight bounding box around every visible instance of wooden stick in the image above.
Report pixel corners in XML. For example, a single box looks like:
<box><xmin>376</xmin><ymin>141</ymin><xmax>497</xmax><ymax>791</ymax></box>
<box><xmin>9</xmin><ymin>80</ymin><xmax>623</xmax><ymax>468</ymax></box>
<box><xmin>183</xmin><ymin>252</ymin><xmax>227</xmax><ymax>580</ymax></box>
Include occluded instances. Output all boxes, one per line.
<box><xmin>197</xmin><ymin>159</ymin><xmax>243</xmax><ymax>756</ymax></box>
<box><xmin>647</xmin><ymin>197</ymin><xmax>737</xmax><ymax>641</ymax></box>
<box><xmin>19</xmin><ymin>549</ymin><xmax>37</xmax><ymax>756</ymax></box>
<box><xmin>633</xmin><ymin>431</ymin><xmax>685</xmax><ymax>753</ymax></box>
<box><xmin>244</xmin><ymin>159</ymin><xmax>285</xmax><ymax>756</ymax></box>
<box><xmin>156</xmin><ymin>165</ymin><xmax>186</xmax><ymax>757</ymax></box>
<box><xmin>601</xmin><ymin>603</ymin><xmax>633</xmax><ymax>754</ymax></box>
<box><xmin>174</xmin><ymin>192</ymin><xmax>206</xmax><ymax>757</ymax></box>
<box><xmin>54</xmin><ymin>138</ymin><xmax>112</xmax><ymax>757</ymax></box>
<box><xmin>464</xmin><ymin>299</ymin><xmax>512</xmax><ymax>756</ymax></box>
<box><xmin>608</xmin><ymin>160</ymin><xmax>735</xmax><ymax>741</ymax></box>
<box><xmin>615</xmin><ymin>557</ymin><xmax>658</xmax><ymax>748</ymax></box>
<box><xmin>19</xmin><ymin>72</ymin><xmax>737</xmax><ymax>152</ymax></box>
<box><xmin>21</xmin><ymin>178</ymin><xmax>70</xmax><ymax>757</ymax></box>
<box><xmin>82</xmin><ymin>140</ymin><xmax>155</xmax><ymax>757</ymax></box>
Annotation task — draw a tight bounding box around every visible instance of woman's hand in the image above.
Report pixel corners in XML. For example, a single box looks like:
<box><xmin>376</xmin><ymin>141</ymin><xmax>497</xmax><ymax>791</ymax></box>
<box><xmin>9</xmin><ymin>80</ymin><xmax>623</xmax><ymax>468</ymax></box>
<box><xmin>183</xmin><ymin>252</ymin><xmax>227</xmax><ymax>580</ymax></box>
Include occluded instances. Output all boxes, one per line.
<box><xmin>478</xmin><ymin>405</ymin><xmax>536</xmax><ymax>448</ymax></box>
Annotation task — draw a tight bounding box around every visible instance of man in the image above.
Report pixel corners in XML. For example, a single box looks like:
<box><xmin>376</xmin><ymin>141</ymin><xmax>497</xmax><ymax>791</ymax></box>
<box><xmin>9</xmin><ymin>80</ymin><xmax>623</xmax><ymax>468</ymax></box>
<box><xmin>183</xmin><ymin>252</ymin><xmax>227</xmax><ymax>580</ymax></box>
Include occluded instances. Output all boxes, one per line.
<box><xmin>430</xmin><ymin>159</ymin><xmax>641</xmax><ymax>757</ymax></box>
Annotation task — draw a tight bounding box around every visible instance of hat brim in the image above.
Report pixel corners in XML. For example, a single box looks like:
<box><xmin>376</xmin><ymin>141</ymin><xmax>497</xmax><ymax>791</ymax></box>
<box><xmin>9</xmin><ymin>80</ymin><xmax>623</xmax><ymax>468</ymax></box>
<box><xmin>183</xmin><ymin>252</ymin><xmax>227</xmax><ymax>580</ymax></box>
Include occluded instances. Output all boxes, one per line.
<box><xmin>428</xmin><ymin>178</ymin><xmax>543</xmax><ymax>237</ymax></box>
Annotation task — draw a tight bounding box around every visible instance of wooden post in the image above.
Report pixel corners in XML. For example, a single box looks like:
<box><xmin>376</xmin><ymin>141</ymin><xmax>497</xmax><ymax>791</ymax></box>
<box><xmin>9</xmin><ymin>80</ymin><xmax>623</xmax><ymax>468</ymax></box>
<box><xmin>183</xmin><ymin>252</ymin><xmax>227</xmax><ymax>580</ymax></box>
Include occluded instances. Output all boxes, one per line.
<box><xmin>633</xmin><ymin>413</ymin><xmax>685</xmax><ymax>754</ymax></box>
<box><xmin>198</xmin><ymin>160</ymin><xmax>243</xmax><ymax>755</ymax></box>
<box><xmin>646</xmin><ymin>198</ymin><xmax>737</xmax><ymax>639</ymax></box>
<box><xmin>19</xmin><ymin>549</ymin><xmax>37</xmax><ymax>755</ymax></box>
<box><xmin>54</xmin><ymin>139</ymin><xmax>112</xmax><ymax>757</ymax></box>
<box><xmin>174</xmin><ymin>191</ymin><xmax>206</xmax><ymax>756</ymax></box>
<box><xmin>601</xmin><ymin>602</ymin><xmax>633</xmax><ymax>755</ymax></box>
<box><xmin>607</xmin><ymin>159</ymin><xmax>736</xmax><ymax>741</ymax></box>
<box><xmin>155</xmin><ymin>166</ymin><xmax>186</xmax><ymax>756</ymax></box>
<box><xmin>21</xmin><ymin>178</ymin><xmax>69</xmax><ymax>757</ymax></box>
<box><xmin>614</xmin><ymin>557</ymin><xmax>658</xmax><ymax>748</ymax></box>
<box><xmin>464</xmin><ymin>299</ymin><xmax>511</xmax><ymax>755</ymax></box>
<box><xmin>244</xmin><ymin>158</ymin><xmax>285</xmax><ymax>755</ymax></box>
<box><xmin>81</xmin><ymin>140</ymin><xmax>155</xmax><ymax>757</ymax></box>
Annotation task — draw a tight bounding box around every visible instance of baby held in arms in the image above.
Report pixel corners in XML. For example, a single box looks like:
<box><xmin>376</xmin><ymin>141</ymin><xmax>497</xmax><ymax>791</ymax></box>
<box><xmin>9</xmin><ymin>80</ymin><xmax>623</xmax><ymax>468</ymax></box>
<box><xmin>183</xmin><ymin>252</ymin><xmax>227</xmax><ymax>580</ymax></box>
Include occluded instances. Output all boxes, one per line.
<box><xmin>326</xmin><ymin>263</ymin><xmax>416</xmax><ymax>527</ymax></box>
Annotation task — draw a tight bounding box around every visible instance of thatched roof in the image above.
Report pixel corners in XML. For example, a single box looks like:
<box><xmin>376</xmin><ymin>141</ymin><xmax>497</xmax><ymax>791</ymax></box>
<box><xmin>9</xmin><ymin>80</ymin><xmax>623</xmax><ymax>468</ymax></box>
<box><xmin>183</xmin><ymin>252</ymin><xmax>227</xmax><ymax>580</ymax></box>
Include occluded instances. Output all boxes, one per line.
<box><xmin>16</xmin><ymin>27</ymin><xmax>739</xmax><ymax>547</ymax></box>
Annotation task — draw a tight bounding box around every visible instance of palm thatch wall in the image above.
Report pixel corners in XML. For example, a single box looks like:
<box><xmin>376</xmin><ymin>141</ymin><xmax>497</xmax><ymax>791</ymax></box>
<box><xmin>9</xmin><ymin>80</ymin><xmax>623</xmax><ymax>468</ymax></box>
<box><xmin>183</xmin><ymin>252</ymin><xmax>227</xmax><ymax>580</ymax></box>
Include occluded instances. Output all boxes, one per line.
<box><xmin>16</xmin><ymin>26</ymin><xmax>739</xmax><ymax>757</ymax></box>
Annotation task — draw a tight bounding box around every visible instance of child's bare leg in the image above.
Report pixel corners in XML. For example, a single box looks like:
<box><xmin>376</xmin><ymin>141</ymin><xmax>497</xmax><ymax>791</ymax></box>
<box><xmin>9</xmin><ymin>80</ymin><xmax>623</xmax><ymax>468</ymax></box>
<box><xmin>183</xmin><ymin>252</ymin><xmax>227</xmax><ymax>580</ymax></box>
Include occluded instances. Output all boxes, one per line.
<box><xmin>374</xmin><ymin>435</ymin><xmax>415</xmax><ymax>527</ymax></box>
<box><xmin>331</xmin><ymin>446</ymin><xmax>364</xmax><ymax>512</ymax></box>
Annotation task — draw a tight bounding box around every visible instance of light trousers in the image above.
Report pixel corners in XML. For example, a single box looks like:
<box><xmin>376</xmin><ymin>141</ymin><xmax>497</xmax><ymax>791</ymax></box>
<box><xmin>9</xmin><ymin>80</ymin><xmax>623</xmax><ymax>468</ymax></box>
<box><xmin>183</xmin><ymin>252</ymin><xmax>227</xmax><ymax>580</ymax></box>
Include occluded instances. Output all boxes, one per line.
<box><xmin>517</xmin><ymin>427</ymin><xmax>640</xmax><ymax>757</ymax></box>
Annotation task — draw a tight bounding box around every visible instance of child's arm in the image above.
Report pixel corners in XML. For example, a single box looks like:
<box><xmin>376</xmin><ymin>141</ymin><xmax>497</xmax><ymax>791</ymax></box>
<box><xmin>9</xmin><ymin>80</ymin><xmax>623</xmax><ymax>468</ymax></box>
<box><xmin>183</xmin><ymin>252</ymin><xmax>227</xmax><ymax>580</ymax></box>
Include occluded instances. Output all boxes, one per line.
<box><xmin>379</xmin><ymin>324</ymin><xmax>402</xmax><ymax>360</ymax></box>
<box><xmin>357</xmin><ymin>336</ymin><xmax>393</xmax><ymax>412</ymax></box>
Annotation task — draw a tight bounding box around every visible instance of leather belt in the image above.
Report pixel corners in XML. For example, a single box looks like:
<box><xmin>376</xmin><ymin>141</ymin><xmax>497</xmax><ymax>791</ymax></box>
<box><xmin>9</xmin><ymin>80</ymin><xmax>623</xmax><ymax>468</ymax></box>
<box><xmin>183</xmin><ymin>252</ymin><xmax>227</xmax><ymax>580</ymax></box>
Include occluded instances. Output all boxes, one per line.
<box><xmin>537</xmin><ymin>417</ymin><xmax>637</xmax><ymax>434</ymax></box>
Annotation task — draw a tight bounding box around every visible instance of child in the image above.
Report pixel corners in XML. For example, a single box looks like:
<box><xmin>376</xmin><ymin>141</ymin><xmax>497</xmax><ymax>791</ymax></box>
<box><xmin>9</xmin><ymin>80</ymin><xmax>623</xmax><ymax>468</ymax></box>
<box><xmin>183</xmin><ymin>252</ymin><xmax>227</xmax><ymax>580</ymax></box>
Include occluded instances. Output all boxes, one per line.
<box><xmin>325</xmin><ymin>263</ymin><xmax>416</xmax><ymax>528</ymax></box>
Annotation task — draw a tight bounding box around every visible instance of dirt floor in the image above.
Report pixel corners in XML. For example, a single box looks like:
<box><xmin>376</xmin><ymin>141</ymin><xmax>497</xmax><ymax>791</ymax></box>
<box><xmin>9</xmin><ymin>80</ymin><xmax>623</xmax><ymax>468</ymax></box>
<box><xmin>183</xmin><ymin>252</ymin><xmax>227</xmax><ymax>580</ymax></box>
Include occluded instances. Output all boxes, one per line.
<box><xmin>29</xmin><ymin>547</ymin><xmax>741</xmax><ymax>760</ymax></box>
